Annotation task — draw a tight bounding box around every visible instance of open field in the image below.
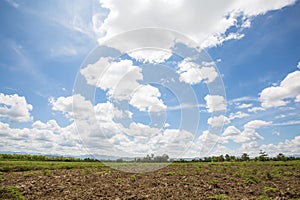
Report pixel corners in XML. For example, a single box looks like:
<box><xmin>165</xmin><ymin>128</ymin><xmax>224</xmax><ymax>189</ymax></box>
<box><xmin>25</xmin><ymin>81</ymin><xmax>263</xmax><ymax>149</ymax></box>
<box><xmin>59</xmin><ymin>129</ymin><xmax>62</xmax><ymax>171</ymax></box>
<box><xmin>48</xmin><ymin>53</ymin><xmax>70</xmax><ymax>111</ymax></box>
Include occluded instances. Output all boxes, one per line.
<box><xmin>1</xmin><ymin>160</ymin><xmax>300</xmax><ymax>199</ymax></box>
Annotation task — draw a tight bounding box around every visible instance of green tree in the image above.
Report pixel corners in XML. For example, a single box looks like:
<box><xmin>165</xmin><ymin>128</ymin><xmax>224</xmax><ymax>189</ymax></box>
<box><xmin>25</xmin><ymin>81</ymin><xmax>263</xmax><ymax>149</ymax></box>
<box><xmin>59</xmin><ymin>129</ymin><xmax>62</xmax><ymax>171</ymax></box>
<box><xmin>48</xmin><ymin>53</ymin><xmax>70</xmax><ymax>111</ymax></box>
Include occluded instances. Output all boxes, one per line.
<box><xmin>241</xmin><ymin>153</ymin><xmax>250</xmax><ymax>161</ymax></box>
<box><xmin>258</xmin><ymin>150</ymin><xmax>269</xmax><ymax>161</ymax></box>
<box><xmin>276</xmin><ymin>153</ymin><xmax>287</xmax><ymax>161</ymax></box>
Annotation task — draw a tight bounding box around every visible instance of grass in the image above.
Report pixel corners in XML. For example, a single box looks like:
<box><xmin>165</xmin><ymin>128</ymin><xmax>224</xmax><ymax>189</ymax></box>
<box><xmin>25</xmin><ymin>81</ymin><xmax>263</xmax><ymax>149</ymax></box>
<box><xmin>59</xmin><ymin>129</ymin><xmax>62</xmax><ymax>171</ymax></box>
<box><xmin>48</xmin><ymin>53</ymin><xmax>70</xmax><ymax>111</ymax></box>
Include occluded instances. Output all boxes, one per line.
<box><xmin>208</xmin><ymin>194</ymin><xmax>228</xmax><ymax>199</ymax></box>
<box><xmin>23</xmin><ymin>171</ymin><xmax>35</xmax><ymax>177</ymax></box>
<box><xmin>245</xmin><ymin>175</ymin><xmax>260</xmax><ymax>184</ymax></box>
<box><xmin>0</xmin><ymin>160</ymin><xmax>104</xmax><ymax>172</ymax></box>
<box><xmin>263</xmin><ymin>186</ymin><xmax>278</xmax><ymax>193</ymax></box>
<box><xmin>0</xmin><ymin>186</ymin><xmax>24</xmax><ymax>200</ymax></box>
<box><xmin>207</xmin><ymin>179</ymin><xmax>219</xmax><ymax>187</ymax></box>
<box><xmin>166</xmin><ymin>171</ymin><xmax>175</xmax><ymax>176</ymax></box>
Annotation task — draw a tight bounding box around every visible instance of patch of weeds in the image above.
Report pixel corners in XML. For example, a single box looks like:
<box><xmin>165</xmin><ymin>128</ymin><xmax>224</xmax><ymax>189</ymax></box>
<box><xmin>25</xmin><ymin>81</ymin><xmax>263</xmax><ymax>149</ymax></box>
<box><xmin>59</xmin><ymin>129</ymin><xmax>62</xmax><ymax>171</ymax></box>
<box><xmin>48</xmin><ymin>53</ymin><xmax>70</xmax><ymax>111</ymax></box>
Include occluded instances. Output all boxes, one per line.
<box><xmin>264</xmin><ymin>172</ymin><xmax>273</xmax><ymax>180</ymax></box>
<box><xmin>217</xmin><ymin>168</ymin><xmax>225</xmax><ymax>173</ymax></box>
<box><xmin>195</xmin><ymin>167</ymin><xmax>202</xmax><ymax>175</ymax></box>
<box><xmin>208</xmin><ymin>163</ymin><xmax>216</xmax><ymax>167</ymax></box>
<box><xmin>256</xmin><ymin>195</ymin><xmax>270</xmax><ymax>200</ymax></box>
<box><xmin>270</xmin><ymin>168</ymin><xmax>283</xmax><ymax>177</ymax></box>
<box><xmin>107</xmin><ymin>169</ymin><xmax>112</xmax><ymax>176</ymax></box>
<box><xmin>229</xmin><ymin>177</ymin><xmax>236</xmax><ymax>182</ymax></box>
<box><xmin>95</xmin><ymin>171</ymin><xmax>105</xmax><ymax>175</ymax></box>
<box><xmin>166</xmin><ymin>171</ymin><xmax>175</xmax><ymax>176</ymax></box>
<box><xmin>283</xmin><ymin>171</ymin><xmax>293</xmax><ymax>176</ymax></box>
<box><xmin>208</xmin><ymin>194</ymin><xmax>228</xmax><ymax>199</ymax></box>
<box><xmin>264</xmin><ymin>186</ymin><xmax>278</xmax><ymax>193</ymax></box>
<box><xmin>252</xmin><ymin>168</ymin><xmax>258</xmax><ymax>175</ymax></box>
<box><xmin>116</xmin><ymin>178</ymin><xmax>124</xmax><ymax>183</ymax></box>
<box><xmin>0</xmin><ymin>172</ymin><xmax>5</xmax><ymax>181</ymax></box>
<box><xmin>233</xmin><ymin>171</ymin><xmax>242</xmax><ymax>178</ymax></box>
<box><xmin>177</xmin><ymin>169</ymin><xmax>188</xmax><ymax>175</ymax></box>
<box><xmin>207</xmin><ymin>179</ymin><xmax>219</xmax><ymax>187</ymax></box>
<box><xmin>23</xmin><ymin>171</ymin><xmax>34</xmax><ymax>177</ymax></box>
<box><xmin>80</xmin><ymin>168</ymin><xmax>91</xmax><ymax>175</ymax></box>
<box><xmin>42</xmin><ymin>169</ymin><xmax>51</xmax><ymax>176</ymax></box>
<box><xmin>0</xmin><ymin>186</ymin><xmax>24</xmax><ymax>200</ymax></box>
<box><xmin>245</xmin><ymin>175</ymin><xmax>260</xmax><ymax>184</ymax></box>
<box><xmin>130</xmin><ymin>175</ymin><xmax>136</xmax><ymax>181</ymax></box>
<box><xmin>179</xmin><ymin>181</ymin><xmax>190</xmax><ymax>185</ymax></box>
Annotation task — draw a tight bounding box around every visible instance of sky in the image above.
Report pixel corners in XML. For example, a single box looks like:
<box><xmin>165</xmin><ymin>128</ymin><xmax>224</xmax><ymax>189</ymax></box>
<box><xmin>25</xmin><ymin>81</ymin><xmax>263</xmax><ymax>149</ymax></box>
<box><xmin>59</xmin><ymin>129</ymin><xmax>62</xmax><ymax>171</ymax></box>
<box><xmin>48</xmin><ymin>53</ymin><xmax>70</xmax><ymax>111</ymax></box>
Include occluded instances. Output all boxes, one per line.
<box><xmin>0</xmin><ymin>0</ymin><xmax>300</xmax><ymax>159</ymax></box>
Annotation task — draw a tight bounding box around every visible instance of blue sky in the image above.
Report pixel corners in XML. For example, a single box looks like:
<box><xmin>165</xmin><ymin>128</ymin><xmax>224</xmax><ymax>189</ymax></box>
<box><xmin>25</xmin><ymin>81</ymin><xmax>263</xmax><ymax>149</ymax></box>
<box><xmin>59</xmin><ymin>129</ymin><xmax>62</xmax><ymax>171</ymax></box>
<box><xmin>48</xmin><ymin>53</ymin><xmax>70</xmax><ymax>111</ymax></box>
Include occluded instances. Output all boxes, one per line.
<box><xmin>0</xmin><ymin>0</ymin><xmax>299</xmax><ymax>159</ymax></box>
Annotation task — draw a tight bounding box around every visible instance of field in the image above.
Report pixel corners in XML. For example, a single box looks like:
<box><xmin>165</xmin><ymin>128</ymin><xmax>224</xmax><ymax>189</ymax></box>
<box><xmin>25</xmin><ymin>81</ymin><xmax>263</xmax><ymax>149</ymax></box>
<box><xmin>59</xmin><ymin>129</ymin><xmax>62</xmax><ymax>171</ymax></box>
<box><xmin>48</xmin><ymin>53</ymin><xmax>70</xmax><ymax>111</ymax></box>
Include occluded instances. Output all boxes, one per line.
<box><xmin>1</xmin><ymin>160</ymin><xmax>300</xmax><ymax>199</ymax></box>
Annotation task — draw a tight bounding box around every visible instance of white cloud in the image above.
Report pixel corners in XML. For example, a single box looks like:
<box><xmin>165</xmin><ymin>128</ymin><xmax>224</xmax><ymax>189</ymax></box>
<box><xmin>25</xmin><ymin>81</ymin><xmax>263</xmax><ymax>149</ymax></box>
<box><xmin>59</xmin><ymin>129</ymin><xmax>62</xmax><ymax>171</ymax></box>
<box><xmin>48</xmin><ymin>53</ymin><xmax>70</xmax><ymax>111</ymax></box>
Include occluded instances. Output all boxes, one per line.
<box><xmin>0</xmin><ymin>120</ymin><xmax>83</xmax><ymax>156</ymax></box>
<box><xmin>128</xmin><ymin>49</ymin><xmax>172</xmax><ymax>64</ymax></box>
<box><xmin>229</xmin><ymin>111</ymin><xmax>249</xmax><ymax>120</ymax></box>
<box><xmin>96</xmin><ymin>0</ymin><xmax>295</xmax><ymax>50</ymax></box>
<box><xmin>204</xmin><ymin>95</ymin><xmax>226</xmax><ymax>113</ymax></box>
<box><xmin>208</xmin><ymin>115</ymin><xmax>230</xmax><ymax>127</ymax></box>
<box><xmin>0</xmin><ymin>93</ymin><xmax>33</xmax><ymax>122</ymax></box>
<box><xmin>297</xmin><ymin>61</ymin><xmax>300</xmax><ymax>69</ymax></box>
<box><xmin>260</xmin><ymin>135</ymin><xmax>300</xmax><ymax>157</ymax></box>
<box><xmin>223</xmin><ymin>126</ymin><xmax>241</xmax><ymax>137</ymax></box>
<box><xmin>80</xmin><ymin>58</ymin><xmax>143</xmax><ymax>101</ymax></box>
<box><xmin>296</xmin><ymin>95</ymin><xmax>300</xmax><ymax>102</ymax></box>
<box><xmin>244</xmin><ymin>120</ymin><xmax>272</xmax><ymax>129</ymax></box>
<box><xmin>260</xmin><ymin>70</ymin><xmax>300</xmax><ymax>108</ymax></box>
<box><xmin>248</xmin><ymin>106</ymin><xmax>265</xmax><ymax>113</ymax></box>
<box><xmin>125</xmin><ymin>122</ymin><xmax>161</xmax><ymax>138</ymax></box>
<box><xmin>129</xmin><ymin>84</ymin><xmax>167</xmax><ymax>112</ymax></box>
<box><xmin>237</xmin><ymin>103</ymin><xmax>252</xmax><ymax>109</ymax></box>
<box><xmin>177</xmin><ymin>59</ymin><xmax>218</xmax><ymax>84</ymax></box>
<box><xmin>222</xmin><ymin>120</ymin><xmax>272</xmax><ymax>144</ymax></box>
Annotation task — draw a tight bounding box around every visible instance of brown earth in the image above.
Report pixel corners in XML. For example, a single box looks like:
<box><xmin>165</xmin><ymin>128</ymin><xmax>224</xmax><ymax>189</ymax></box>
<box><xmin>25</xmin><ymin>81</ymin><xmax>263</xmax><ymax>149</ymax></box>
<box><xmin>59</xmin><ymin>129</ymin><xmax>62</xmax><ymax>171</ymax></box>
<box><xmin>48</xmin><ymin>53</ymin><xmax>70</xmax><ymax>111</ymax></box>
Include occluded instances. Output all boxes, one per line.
<box><xmin>1</xmin><ymin>163</ymin><xmax>300</xmax><ymax>200</ymax></box>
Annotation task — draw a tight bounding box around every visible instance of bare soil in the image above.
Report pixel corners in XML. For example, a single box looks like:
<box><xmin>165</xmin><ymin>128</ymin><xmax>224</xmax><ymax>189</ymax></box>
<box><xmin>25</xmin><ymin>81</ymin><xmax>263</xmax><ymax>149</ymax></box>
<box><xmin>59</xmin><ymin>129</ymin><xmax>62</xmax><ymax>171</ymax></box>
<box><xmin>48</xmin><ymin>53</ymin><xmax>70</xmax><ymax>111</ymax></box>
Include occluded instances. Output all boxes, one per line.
<box><xmin>1</xmin><ymin>162</ymin><xmax>300</xmax><ymax>199</ymax></box>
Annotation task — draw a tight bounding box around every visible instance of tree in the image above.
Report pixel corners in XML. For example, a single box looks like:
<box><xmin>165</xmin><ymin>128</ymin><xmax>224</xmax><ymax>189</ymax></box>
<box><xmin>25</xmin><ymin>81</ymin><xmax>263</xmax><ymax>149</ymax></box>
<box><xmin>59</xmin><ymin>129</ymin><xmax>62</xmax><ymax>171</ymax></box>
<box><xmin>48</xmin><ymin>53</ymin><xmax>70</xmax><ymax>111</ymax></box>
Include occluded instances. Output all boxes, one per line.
<box><xmin>276</xmin><ymin>153</ymin><xmax>287</xmax><ymax>161</ymax></box>
<box><xmin>218</xmin><ymin>155</ymin><xmax>225</xmax><ymax>162</ymax></box>
<box><xmin>258</xmin><ymin>150</ymin><xmax>269</xmax><ymax>161</ymax></box>
<box><xmin>241</xmin><ymin>153</ymin><xmax>250</xmax><ymax>161</ymax></box>
<box><xmin>225</xmin><ymin>154</ymin><xmax>231</xmax><ymax>162</ymax></box>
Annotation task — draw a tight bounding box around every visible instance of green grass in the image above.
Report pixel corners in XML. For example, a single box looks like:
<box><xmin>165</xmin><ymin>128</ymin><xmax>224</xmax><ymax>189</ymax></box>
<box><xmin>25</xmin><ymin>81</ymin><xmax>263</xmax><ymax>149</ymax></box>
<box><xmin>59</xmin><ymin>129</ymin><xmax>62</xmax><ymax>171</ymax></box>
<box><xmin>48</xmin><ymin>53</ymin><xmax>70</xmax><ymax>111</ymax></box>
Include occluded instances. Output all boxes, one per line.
<box><xmin>263</xmin><ymin>186</ymin><xmax>278</xmax><ymax>193</ymax></box>
<box><xmin>0</xmin><ymin>186</ymin><xmax>24</xmax><ymax>200</ymax></box>
<box><xmin>208</xmin><ymin>194</ymin><xmax>228</xmax><ymax>199</ymax></box>
<box><xmin>166</xmin><ymin>171</ymin><xmax>175</xmax><ymax>176</ymax></box>
<box><xmin>23</xmin><ymin>171</ymin><xmax>35</xmax><ymax>177</ymax></box>
<box><xmin>0</xmin><ymin>160</ymin><xmax>104</xmax><ymax>172</ymax></box>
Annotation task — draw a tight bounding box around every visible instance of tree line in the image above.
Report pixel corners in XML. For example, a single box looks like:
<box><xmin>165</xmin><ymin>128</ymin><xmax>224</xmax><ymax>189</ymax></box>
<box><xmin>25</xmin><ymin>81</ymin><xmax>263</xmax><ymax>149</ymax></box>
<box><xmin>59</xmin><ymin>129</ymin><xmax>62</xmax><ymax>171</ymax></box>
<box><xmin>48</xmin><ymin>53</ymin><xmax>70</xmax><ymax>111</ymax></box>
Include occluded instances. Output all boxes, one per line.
<box><xmin>0</xmin><ymin>151</ymin><xmax>299</xmax><ymax>162</ymax></box>
<box><xmin>178</xmin><ymin>151</ymin><xmax>300</xmax><ymax>163</ymax></box>
<box><xmin>0</xmin><ymin>154</ymin><xmax>98</xmax><ymax>162</ymax></box>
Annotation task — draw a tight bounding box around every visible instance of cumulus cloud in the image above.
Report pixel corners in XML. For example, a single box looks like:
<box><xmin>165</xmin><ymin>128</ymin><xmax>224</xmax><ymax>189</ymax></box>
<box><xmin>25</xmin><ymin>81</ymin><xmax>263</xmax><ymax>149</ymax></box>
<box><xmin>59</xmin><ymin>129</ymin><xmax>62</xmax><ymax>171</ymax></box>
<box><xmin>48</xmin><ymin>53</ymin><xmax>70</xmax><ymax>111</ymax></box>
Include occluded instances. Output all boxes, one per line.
<box><xmin>248</xmin><ymin>106</ymin><xmax>265</xmax><ymax>113</ymax></box>
<box><xmin>208</xmin><ymin>115</ymin><xmax>230</xmax><ymax>128</ymax></box>
<box><xmin>80</xmin><ymin>58</ymin><xmax>143</xmax><ymax>101</ymax></box>
<box><xmin>95</xmin><ymin>0</ymin><xmax>295</xmax><ymax>51</ymax></box>
<box><xmin>237</xmin><ymin>103</ymin><xmax>252</xmax><ymax>109</ymax></box>
<box><xmin>229</xmin><ymin>111</ymin><xmax>249</xmax><ymax>120</ymax></box>
<box><xmin>129</xmin><ymin>84</ymin><xmax>167</xmax><ymax>112</ymax></box>
<box><xmin>48</xmin><ymin>94</ymin><xmax>193</xmax><ymax>157</ymax></box>
<box><xmin>259</xmin><ymin>70</ymin><xmax>300</xmax><ymax>108</ymax></box>
<box><xmin>80</xmin><ymin>57</ymin><xmax>167</xmax><ymax>112</ymax></box>
<box><xmin>177</xmin><ymin>59</ymin><xmax>218</xmax><ymax>84</ymax></box>
<box><xmin>0</xmin><ymin>120</ymin><xmax>83</xmax><ymax>155</ymax></box>
<box><xmin>0</xmin><ymin>93</ymin><xmax>33</xmax><ymax>122</ymax></box>
<box><xmin>128</xmin><ymin>49</ymin><xmax>172</xmax><ymax>64</ymax></box>
<box><xmin>244</xmin><ymin>120</ymin><xmax>272</xmax><ymax>129</ymax></box>
<box><xmin>260</xmin><ymin>135</ymin><xmax>300</xmax><ymax>157</ymax></box>
<box><xmin>204</xmin><ymin>95</ymin><xmax>226</xmax><ymax>113</ymax></box>
<box><xmin>222</xmin><ymin>120</ymin><xmax>272</xmax><ymax>143</ymax></box>
<box><xmin>223</xmin><ymin>126</ymin><xmax>241</xmax><ymax>137</ymax></box>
